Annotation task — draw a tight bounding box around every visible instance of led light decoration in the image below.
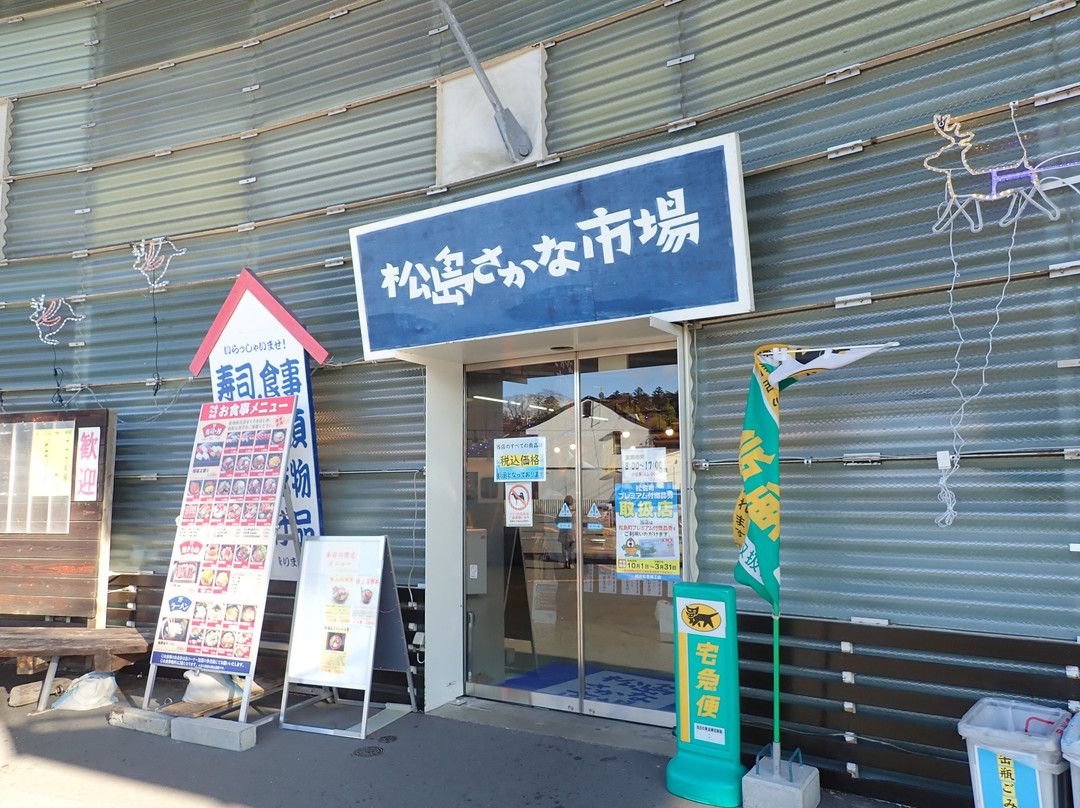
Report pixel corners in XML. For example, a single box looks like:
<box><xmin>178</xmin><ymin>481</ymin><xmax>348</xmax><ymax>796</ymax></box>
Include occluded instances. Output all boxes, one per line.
<box><xmin>30</xmin><ymin>294</ymin><xmax>83</xmax><ymax>346</ymax></box>
<box><xmin>923</xmin><ymin>106</ymin><xmax>1061</xmax><ymax>233</ymax></box>
<box><xmin>132</xmin><ymin>236</ymin><xmax>186</xmax><ymax>289</ymax></box>
<box><xmin>923</xmin><ymin>104</ymin><xmax>1074</xmax><ymax>525</ymax></box>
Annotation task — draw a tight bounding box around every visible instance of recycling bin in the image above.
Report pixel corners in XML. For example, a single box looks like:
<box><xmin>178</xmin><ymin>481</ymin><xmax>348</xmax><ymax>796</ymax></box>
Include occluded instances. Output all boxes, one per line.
<box><xmin>957</xmin><ymin>697</ymin><xmax>1071</xmax><ymax>808</ymax></box>
<box><xmin>1060</xmin><ymin>714</ymin><xmax>1080</xmax><ymax>808</ymax></box>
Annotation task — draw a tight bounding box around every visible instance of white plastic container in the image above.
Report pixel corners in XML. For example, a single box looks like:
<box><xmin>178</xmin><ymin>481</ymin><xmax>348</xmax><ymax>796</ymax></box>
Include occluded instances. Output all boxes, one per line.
<box><xmin>957</xmin><ymin>698</ymin><xmax>1071</xmax><ymax>808</ymax></box>
<box><xmin>1059</xmin><ymin>714</ymin><xmax>1080</xmax><ymax>808</ymax></box>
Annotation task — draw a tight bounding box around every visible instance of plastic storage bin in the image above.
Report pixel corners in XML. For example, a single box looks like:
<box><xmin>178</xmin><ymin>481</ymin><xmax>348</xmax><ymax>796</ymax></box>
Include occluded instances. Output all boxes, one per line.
<box><xmin>1060</xmin><ymin>714</ymin><xmax>1080</xmax><ymax>808</ymax></box>
<box><xmin>957</xmin><ymin>698</ymin><xmax>1071</xmax><ymax>808</ymax></box>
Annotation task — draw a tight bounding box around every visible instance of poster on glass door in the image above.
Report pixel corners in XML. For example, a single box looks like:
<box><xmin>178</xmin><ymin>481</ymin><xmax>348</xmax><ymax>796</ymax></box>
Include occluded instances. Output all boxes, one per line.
<box><xmin>614</xmin><ymin>482</ymin><xmax>681</xmax><ymax>581</ymax></box>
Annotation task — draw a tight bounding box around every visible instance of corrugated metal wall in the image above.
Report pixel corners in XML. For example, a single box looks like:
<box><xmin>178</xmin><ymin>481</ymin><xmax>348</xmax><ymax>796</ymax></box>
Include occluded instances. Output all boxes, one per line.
<box><xmin>2</xmin><ymin>1</ymin><xmax>1079</xmax><ymax>801</ymax></box>
<box><xmin>685</xmin><ymin>8</ymin><xmax>1080</xmax><ymax>642</ymax></box>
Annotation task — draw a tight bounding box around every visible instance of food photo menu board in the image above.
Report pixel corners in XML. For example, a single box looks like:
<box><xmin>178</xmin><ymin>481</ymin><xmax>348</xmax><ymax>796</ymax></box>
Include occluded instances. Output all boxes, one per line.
<box><xmin>150</xmin><ymin>396</ymin><xmax>296</xmax><ymax>676</ymax></box>
<box><xmin>286</xmin><ymin>536</ymin><xmax>386</xmax><ymax>690</ymax></box>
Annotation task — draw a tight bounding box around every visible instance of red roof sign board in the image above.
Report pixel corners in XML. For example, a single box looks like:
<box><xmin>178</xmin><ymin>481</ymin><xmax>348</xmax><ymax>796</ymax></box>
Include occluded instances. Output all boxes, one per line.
<box><xmin>189</xmin><ymin>268</ymin><xmax>330</xmax><ymax>376</ymax></box>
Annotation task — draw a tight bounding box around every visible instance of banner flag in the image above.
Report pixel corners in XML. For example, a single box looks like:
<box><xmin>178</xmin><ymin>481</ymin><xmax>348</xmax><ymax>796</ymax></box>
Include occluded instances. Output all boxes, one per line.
<box><xmin>732</xmin><ymin>343</ymin><xmax>896</xmax><ymax>613</ymax></box>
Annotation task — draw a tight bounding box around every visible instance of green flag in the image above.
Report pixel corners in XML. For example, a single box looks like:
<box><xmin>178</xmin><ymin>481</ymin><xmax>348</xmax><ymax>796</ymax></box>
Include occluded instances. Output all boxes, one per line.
<box><xmin>733</xmin><ymin>343</ymin><xmax>894</xmax><ymax>614</ymax></box>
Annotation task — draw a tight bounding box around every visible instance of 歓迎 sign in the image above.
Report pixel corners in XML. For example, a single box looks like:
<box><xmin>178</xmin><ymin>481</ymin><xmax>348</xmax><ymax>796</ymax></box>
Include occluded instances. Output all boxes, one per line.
<box><xmin>350</xmin><ymin>134</ymin><xmax>753</xmax><ymax>358</ymax></box>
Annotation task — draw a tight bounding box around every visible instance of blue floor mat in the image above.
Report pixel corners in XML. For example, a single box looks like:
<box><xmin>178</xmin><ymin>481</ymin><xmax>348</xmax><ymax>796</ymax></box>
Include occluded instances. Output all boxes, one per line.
<box><xmin>500</xmin><ymin>663</ymin><xmax>676</xmax><ymax>711</ymax></box>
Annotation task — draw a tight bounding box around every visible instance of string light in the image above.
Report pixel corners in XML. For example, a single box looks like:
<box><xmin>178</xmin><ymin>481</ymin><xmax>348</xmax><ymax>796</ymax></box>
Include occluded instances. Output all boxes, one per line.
<box><xmin>132</xmin><ymin>237</ymin><xmax>187</xmax><ymax>397</ymax></box>
<box><xmin>29</xmin><ymin>294</ymin><xmax>83</xmax><ymax>346</ymax></box>
<box><xmin>923</xmin><ymin>103</ymin><xmax>1061</xmax><ymax>233</ymax></box>
<box><xmin>925</xmin><ymin>103</ymin><xmax>1057</xmax><ymax>526</ymax></box>
<box><xmin>131</xmin><ymin>237</ymin><xmax>186</xmax><ymax>289</ymax></box>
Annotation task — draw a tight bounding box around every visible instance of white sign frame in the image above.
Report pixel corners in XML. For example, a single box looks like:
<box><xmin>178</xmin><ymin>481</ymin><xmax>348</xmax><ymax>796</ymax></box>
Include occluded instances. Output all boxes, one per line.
<box><xmin>144</xmin><ymin>396</ymin><xmax>297</xmax><ymax>723</ymax></box>
<box><xmin>279</xmin><ymin>536</ymin><xmax>416</xmax><ymax>739</ymax></box>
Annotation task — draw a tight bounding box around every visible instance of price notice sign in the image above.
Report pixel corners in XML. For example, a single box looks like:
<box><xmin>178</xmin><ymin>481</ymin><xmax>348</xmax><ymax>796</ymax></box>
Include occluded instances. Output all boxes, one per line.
<box><xmin>150</xmin><ymin>396</ymin><xmax>296</xmax><ymax>676</ymax></box>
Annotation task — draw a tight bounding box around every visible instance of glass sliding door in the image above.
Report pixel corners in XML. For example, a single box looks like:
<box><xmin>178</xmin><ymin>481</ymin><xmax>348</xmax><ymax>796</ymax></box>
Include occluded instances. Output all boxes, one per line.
<box><xmin>464</xmin><ymin>348</ymin><xmax>680</xmax><ymax>725</ymax></box>
<box><xmin>578</xmin><ymin>351</ymin><xmax>680</xmax><ymax>722</ymax></box>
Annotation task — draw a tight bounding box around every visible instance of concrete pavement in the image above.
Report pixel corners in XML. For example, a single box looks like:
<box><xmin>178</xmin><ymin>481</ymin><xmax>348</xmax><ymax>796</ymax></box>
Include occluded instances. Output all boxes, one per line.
<box><xmin>0</xmin><ymin>670</ymin><xmax>907</xmax><ymax>808</ymax></box>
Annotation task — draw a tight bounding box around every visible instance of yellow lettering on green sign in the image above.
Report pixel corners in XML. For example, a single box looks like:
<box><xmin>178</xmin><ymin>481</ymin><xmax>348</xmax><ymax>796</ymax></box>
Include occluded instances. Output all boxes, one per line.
<box><xmin>739</xmin><ymin>430</ymin><xmax>775</xmax><ymax>477</ymax></box>
<box><xmin>744</xmin><ymin>481</ymin><xmax>781</xmax><ymax>541</ymax></box>
<box><xmin>696</xmin><ymin>668</ymin><xmax>720</xmax><ymax>692</ymax></box>
<box><xmin>695</xmin><ymin>694</ymin><xmax>721</xmax><ymax>718</ymax></box>
<box><xmin>695</xmin><ymin>641</ymin><xmax>719</xmax><ymax>666</ymax></box>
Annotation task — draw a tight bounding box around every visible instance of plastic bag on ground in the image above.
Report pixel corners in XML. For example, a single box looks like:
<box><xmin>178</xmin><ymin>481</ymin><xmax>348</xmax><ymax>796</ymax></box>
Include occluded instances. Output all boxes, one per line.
<box><xmin>49</xmin><ymin>672</ymin><xmax>118</xmax><ymax>711</ymax></box>
<box><xmin>181</xmin><ymin>670</ymin><xmax>242</xmax><ymax>704</ymax></box>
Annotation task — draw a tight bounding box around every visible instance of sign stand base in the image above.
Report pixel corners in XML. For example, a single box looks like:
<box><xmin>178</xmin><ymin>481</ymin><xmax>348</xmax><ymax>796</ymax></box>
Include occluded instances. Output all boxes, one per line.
<box><xmin>278</xmin><ymin>685</ymin><xmax>414</xmax><ymax>739</ymax></box>
<box><xmin>278</xmin><ymin>536</ymin><xmax>417</xmax><ymax>740</ymax></box>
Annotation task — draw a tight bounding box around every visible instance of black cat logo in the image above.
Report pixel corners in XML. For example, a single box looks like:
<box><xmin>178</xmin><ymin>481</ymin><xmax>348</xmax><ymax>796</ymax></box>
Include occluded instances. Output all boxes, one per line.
<box><xmin>681</xmin><ymin>603</ymin><xmax>720</xmax><ymax>632</ymax></box>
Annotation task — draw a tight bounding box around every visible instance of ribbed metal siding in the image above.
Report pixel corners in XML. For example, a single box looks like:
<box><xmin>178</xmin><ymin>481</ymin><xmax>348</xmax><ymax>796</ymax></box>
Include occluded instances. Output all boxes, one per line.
<box><xmin>545</xmin><ymin>8</ymin><xmax>683</xmax><ymax>154</ymax></box>
<box><xmin>0</xmin><ymin>7</ymin><xmax>93</xmax><ymax>97</ymax></box>
<box><xmin>1</xmin><ymin>0</ymin><xmax>1076</xmax><ymax>659</ymax></box>
<box><xmin>680</xmin><ymin>0</ymin><xmax>1034</xmax><ymax>115</ymax></box>
<box><xmin>714</xmin><ymin>15</ymin><xmax>1080</xmax><ymax>173</ymax></box>
<box><xmin>691</xmin><ymin>143</ymin><xmax>1080</xmax><ymax>644</ymax></box>
<box><xmin>4</xmin><ymin>89</ymin><xmax>436</xmax><ymax>257</ymax></box>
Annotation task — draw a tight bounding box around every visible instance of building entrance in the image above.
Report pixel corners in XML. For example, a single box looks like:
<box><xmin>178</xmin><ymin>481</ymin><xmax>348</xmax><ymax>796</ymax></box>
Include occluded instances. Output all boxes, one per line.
<box><xmin>464</xmin><ymin>347</ymin><xmax>681</xmax><ymax>725</ymax></box>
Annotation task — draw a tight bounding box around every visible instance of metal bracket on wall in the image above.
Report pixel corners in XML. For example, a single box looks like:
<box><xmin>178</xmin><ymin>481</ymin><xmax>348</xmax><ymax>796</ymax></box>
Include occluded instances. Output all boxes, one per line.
<box><xmin>434</xmin><ymin>0</ymin><xmax>533</xmax><ymax>161</ymax></box>
<box><xmin>842</xmin><ymin>452</ymin><xmax>881</xmax><ymax>465</ymax></box>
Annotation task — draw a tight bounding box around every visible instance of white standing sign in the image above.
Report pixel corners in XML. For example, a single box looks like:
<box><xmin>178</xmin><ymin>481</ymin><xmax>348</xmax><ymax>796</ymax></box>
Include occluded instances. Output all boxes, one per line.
<box><xmin>286</xmin><ymin>536</ymin><xmax>385</xmax><ymax>688</ymax></box>
<box><xmin>280</xmin><ymin>536</ymin><xmax>417</xmax><ymax>739</ymax></box>
<box><xmin>190</xmin><ymin>269</ymin><xmax>330</xmax><ymax>581</ymax></box>
<box><xmin>149</xmin><ymin>396</ymin><xmax>295</xmax><ymax>678</ymax></box>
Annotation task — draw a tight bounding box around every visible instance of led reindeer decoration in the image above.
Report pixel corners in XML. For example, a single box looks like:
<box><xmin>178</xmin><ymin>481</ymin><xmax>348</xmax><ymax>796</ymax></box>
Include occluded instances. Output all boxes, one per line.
<box><xmin>923</xmin><ymin>109</ymin><xmax>1060</xmax><ymax>233</ymax></box>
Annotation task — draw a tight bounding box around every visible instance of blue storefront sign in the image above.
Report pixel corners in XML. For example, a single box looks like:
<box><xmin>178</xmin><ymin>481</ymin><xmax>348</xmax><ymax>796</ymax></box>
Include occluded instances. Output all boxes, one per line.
<box><xmin>350</xmin><ymin>134</ymin><xmax>753</xmax><ymax>358</ymax></box>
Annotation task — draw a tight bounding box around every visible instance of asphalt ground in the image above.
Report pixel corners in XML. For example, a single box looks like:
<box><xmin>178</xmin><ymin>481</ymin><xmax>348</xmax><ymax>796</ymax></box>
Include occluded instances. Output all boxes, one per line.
<box><xmin>0</xmin><ymin>667</ymin><xmax>909</xmax><ymax>808</ymax></box>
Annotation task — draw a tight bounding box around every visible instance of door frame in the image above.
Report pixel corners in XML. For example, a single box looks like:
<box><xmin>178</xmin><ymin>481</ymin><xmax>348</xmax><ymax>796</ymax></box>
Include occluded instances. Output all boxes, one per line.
<box><xmin>462</xmin><ymin>339</ymin><xmax>691</xmax><ymax>727</ymax></box>
<box><xmin>404</xmin><ymin>322</ymin><xmax>695</xmax><ymax>717</ymax></box>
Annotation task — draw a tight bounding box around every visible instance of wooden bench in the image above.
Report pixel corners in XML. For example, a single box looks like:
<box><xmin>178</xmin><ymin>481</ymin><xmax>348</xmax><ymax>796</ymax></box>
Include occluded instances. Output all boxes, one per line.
<box><xmin>0</xmin><ymin>409</ymin><xmax>150</xmax><ymax>710</ymax></box>
<box><xmin>0</xmin><ymin>626</ymin><xmax>148</xmax><ymax>710</ymax></box>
